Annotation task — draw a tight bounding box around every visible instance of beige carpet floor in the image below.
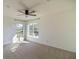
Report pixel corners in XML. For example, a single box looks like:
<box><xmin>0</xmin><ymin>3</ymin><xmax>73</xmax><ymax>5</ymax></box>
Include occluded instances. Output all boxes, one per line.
<box><xmin>3</xmin><ymin>41</ymin><xmax>76</xmax><ymax>59</ymax></box>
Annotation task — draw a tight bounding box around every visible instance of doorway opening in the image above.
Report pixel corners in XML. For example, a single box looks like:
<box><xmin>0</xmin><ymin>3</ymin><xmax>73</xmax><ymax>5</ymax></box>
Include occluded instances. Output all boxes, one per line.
<box><xmin>12</xmin><ymin>21</ymin><xmax>27</xmax><ymax>43</ymax></box>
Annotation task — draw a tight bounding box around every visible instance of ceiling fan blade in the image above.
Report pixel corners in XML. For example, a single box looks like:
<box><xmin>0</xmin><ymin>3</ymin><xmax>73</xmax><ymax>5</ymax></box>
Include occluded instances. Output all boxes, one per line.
<box><xmin>17</xmin><ymin>10</ymin><xmax>25</xmax><ymax>14</ymax></box>
<box><xmin>29</xmin><ymin>10</ymin><xmax>36</xmax><ymax>13</ymax></box>
<box><xmin>29</xmin><ymin>13</ymin><xmax>36</xmax><ymax>16</ymax></box>
<box><xmin>17</xmin><ymin>14</ymin><xmax>24</xmax><ymax>16</ymax></box>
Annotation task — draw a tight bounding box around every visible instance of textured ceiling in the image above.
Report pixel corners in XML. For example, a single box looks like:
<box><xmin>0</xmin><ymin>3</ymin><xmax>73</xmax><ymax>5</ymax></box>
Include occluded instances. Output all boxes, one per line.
<box><xmin>3</xmin><ymin>0</ymin><xmax>75</xmax><ymax>20</ymax></box>
<box><xmin>3</xmin><ymin>0</ymin><xmax>46</xmax><ymax>20</ymax></box>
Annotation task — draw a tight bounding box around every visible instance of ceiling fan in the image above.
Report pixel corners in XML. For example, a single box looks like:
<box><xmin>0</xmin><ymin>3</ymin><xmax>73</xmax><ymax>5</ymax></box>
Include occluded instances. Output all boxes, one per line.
<box><xmin>17</xmin><ymin>9</ymin><xmax>36</xmax><ymax>16</ymax></box>
<box><xmin>17</xmin><ymin>1</ymin><xmax>37</xmax><ymax>17</ymax></box>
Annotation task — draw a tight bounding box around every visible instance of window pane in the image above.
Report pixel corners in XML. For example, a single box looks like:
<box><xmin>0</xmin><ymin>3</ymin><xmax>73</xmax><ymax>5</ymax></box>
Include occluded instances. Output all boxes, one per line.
<box><xmin>29</xmin><ymin>24</ymin><xmax>33</xmax><ymax>36</ymax></box>
<box><xmin>34</xmin><ymin>23</ymin><xmax>39</xmax><ymax>36</ymax></box>
<box><xmin>27</xmin><ymin>22</ymin><xmax>39</xmax><ymax>38</ymax></box>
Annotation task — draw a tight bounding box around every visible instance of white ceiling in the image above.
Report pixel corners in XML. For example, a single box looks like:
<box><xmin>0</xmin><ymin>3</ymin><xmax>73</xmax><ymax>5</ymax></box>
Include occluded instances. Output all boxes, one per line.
<box><xmin>3</xmin><ymin>0</ymin><xmax>47</xmax><ymax>20</ymax></box>
<box><xmin>3</xmin><ymin>0</ymin><xmax>75</xmax><ymax>20</ymax></box>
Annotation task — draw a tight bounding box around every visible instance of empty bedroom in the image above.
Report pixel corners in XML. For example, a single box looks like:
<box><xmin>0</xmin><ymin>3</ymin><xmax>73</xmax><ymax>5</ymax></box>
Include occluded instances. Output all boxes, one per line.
<box><xmin>3</xmin><ymin>0</ymin><xmax>76</xmax><ymax>59</ymax></box>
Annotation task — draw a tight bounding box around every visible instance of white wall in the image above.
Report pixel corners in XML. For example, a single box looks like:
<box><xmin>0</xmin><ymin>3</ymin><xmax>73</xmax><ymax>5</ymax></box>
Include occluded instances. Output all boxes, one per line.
<box><xmin>3</xmin><ymin>0</ymin><xmax>75</xmax><ymax>52</ymax></box>
<box><xmin>3</xmin><ymin>16</ymin><xmax>16</xmax><ymax>45</ymax></box>
<box><xmin>27</xmin><ymin>0</ymin><xmax>76</xmax><ymax>52</ymax></box>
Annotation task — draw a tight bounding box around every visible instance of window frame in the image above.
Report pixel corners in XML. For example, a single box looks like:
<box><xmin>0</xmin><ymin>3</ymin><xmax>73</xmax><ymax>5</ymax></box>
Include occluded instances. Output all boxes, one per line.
<box><xmin>27</xmin><ymin>23</ymin><xmax>39</xmax><ymax>38</ymax></box>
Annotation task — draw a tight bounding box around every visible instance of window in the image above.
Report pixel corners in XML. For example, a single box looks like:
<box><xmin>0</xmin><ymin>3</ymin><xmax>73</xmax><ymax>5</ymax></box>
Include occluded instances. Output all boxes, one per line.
<box><xmin>34</xmin><ymin>23</ymin><xmax>39</xmax><ymax>37</ymax></box>
<box><xmin>29</xmin><ymin>24</ymin><xmax>34</xmax><ymax>36</ymax></box>
<box><xmin>16</xmin><ymin>24</ymin><xmax>23</xmax><ymax>34</ymax></box>
<box><xmin>27</xmin><ymin>23</ymin><xmax>39</xmax><ymax>38</ymax></box>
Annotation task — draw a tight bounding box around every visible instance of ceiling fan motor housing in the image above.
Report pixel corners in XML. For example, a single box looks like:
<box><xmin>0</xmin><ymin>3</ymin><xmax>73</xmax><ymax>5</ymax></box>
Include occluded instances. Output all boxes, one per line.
<box><xmin>25</xmin><ymin>10</ymin><xmax>29</xmax><ymax>15</ymax></box>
